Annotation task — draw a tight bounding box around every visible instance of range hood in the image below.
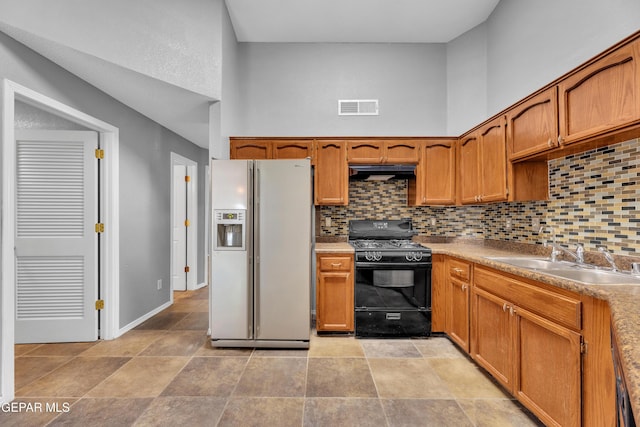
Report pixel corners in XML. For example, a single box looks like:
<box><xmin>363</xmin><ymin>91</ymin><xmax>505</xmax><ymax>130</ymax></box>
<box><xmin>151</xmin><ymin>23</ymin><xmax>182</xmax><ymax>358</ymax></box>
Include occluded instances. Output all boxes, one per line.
<box><xmin>348</xmin><ymin>164</ymin><xmax>416</xmax><ymax>181</ymax></box>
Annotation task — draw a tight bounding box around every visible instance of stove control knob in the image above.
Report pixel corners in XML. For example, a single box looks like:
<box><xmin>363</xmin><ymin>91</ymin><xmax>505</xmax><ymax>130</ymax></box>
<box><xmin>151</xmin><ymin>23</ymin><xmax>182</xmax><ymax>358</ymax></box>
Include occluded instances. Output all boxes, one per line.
<box><xmin>414</xmin><ymin>252</ymin><xmax>423</xmax><ymax>261</ymax></box>
<box><xmin>365</xmin><ymin>252</ymin><xmax>373</xmax><ymax>261</ymax></box>
<box><xmin>375</xmin><ymin>252</ymin><xmax>382</xmax><ymax>261</ymax></box>
<box><xmin>405</xmin><ymin>253</ymin><xmax>413</xmax><ymax>262</ymax></box>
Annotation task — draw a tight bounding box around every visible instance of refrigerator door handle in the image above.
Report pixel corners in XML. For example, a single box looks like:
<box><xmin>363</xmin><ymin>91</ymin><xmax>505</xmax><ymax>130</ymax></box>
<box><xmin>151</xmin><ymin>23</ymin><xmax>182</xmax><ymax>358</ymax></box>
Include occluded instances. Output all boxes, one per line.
<box><xmin>247</xmin><ymin>163</ymin><xmax>255</xmax><ymax>339</ymax></box>
<box><xmin>254</xmin><ymin>164</ymin><xmax>261</xmax><ymax>337</ymax></box>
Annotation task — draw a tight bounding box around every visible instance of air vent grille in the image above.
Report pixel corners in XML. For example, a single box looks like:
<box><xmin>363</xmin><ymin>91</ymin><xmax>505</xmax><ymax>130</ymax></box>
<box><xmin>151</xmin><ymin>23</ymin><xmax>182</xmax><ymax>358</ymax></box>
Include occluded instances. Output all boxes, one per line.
<box><xmin>338</xmin><ymin>99</ymin><xmax>379</xmax><ymax>116</ymax></box>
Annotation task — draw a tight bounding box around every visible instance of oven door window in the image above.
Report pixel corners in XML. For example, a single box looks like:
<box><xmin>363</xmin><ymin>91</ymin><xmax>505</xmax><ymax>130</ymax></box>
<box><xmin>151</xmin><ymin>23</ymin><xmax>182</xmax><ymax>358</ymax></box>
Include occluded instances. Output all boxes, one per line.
<box><xmin>355</xmin><ymin>267</ymin><xmax>429</xmax><ymax>310</ymax></box>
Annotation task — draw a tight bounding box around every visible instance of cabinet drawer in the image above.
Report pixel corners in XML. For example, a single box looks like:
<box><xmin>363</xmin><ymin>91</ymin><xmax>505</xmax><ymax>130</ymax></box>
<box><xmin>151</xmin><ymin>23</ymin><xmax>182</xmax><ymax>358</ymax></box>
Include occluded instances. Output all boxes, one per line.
<box><xmin>319</xmin><ymin>256</ymin><xmax>352</xmax><ymax>272</ymax></box>
<box><xmin>474</xmin><ymin>267</ymin><xmax>581</xmax><ymax>330</ymax></box>
<box><xmin>448</xmin><ymin>259</ymin><xmax>471</xmax><ymax>282</ymax></box>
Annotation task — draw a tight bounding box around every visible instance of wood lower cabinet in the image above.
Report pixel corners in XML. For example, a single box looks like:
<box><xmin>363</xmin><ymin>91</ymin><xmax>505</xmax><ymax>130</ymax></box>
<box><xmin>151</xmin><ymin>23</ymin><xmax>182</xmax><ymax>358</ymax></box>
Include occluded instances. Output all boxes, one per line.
<box><xmin>314</xmin><ymin>140</ymin><xmax>348</xmax><ymax>205</ymax></box>
<box><xmin>445</xmin><ymin>258</ymin><xmax>471</xmax><ymax>352</ymax></box>
<box><xmin>430</xmin><ymin>254</ymin><xmax>446</xmax><ymax>332</ymax></box>
<box><xmin>408</xmin><ymin>139</ymin><xmax>456</xmax><ymax>206</ymax></box>
<box><xmin>471</xmin><ymin>266</ymin><xmax>582</xmax><ymax>427</ymax></box>
<box><xmin>316</xmin><ymin>253</ymin><xmax>354</xmax><ymax>332</ymax></box>
<box><xmin>558</xmin><ymin>38</ymin><xmax>640</xmax><ymax>146</ymax></box>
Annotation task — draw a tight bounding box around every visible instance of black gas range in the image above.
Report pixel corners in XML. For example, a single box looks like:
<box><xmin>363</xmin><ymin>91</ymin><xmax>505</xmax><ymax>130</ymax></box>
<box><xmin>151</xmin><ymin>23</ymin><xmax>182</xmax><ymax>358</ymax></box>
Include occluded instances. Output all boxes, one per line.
<box><xmin>349</xmin><ymin>220</ymin><xmax>432</xmax><ymax>338</ymax></box>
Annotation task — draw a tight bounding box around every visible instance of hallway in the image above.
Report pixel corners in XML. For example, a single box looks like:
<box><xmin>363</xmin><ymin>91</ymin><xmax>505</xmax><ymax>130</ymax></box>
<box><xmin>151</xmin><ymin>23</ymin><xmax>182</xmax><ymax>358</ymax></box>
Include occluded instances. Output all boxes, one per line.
<box><xmin>4</xmin><ymin>287</ymin><xmax>541</xmax><ymax>426</ymax></box>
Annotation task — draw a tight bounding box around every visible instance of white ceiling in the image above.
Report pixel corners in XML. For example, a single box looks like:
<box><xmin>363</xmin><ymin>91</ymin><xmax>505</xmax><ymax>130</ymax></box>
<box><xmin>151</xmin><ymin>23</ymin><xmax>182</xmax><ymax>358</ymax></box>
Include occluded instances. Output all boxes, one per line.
<box><xmin>226</xmin><ymin>0</ymin><xmax>500</xmax><ymax>43</ymax></box>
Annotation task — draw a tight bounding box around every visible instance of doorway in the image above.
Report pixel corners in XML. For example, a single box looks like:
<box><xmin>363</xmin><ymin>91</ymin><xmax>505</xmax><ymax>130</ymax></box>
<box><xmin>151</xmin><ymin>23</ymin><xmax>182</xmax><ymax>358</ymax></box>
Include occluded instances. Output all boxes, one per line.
<box><xmin>1</xmin><ymin>79</ymin><xmax>120</xmax><ymax>403</ymax></box>
<box><xmin>170</xmin><ymin>152</ymin><xmax>198</xmax><ymax>293</ymax></box>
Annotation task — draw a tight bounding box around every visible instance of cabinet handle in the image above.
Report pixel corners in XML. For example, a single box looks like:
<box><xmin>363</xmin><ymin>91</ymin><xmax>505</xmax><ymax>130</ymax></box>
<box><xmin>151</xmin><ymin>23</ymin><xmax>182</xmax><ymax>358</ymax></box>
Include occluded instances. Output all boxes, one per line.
<box><xmin>509</xmin><ymin>306</ymin><xmax>516</xmax><ymax>316</ymax></box>
<box><xmin>452</xmin><ymin>267</ymin><xmax>464</xmax><ymax>274</ymax></box>
<box><xmin>461</xmin><ymin>284</ymin><xmax>467</xmax><ymax>291</ymax></box>
<box><xmin>547</xmin><ymin>138</ymin><xmax>553</xmax><ymax>147</ymax></box>
<box><xmin>502</xmin><ymin>303</ymin><xmax>509</xmax><ymax>312</ymax></box>
<box><xmin>331</xmin><ymin>263</ymin><xmax>342</xmax><ymax>268</ymax></box>
<box><xmin>558</xmin><ymin>135</ymin><xmax>564</xmax><ymax>145</ymax></box>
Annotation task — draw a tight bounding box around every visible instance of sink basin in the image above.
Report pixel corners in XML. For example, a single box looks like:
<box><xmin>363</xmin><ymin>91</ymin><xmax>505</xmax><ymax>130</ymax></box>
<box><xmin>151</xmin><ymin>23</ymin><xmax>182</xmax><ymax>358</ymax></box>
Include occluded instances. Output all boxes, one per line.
<box><xmin>543</xmin><ymin>269</ymin><xmax>640</xmax><ymax>285</ymax></box>
<box><xmin>487</xmin><ymin>257</ymin><xmax>579</xmax><ymax>270</ymax></box>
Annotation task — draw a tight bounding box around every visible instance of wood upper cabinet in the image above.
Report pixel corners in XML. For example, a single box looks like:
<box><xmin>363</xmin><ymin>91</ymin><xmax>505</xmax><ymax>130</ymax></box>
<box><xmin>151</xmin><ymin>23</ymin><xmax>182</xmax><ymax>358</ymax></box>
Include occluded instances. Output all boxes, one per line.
<box><xmin>558</xmin><ymin>38</ymin><xmax>640</xmax><ymax>145</ymax></box>
<box><xmin>314</xmin><ymin>140</ymin><xmax>348</xmax><ymax>205</ymax></box>
<box><xmin>347</xmin><ymin>139</ymin><xmax>419</xmax><ymax>164</ymax></box>
<box><xmin>471</xmin><ymin>266</ymin><xmax>582</xmax><ymax>427</ymax></box>
<box><xmin>457</xmin><ymin>132</ymin><xmax>481</xmax><ymax>204</ymax></box>
<box><xmin>507</xmin><ymin>87</ymin><xmax>559</xmax><ymax>161</ymax></box>
<box><xmin>230</xmin><ymin>139</ymin><xmax>272</xmax><ymax>159</ymax></box>
<box><xmin>458</xmin><ymin>117</ymin><xmax>508</xmax><ymax>204</ymax></box>
<box><xmin>445</xmin><ymin>258</ymin><xmax>471</xmax><ymax>352</ymax></box>
<box><xmin>230</xmin><ymin>138</ymin><xmax>312</xmax><ymax>160</ymax></box>
<box><xmin>316</xmin><ymin>253</ymin><xmax>354</xmax><ymax>332</ymax></box>
<box><xmin>409</xmin><ymin>139</ymin><xmax>456</xmax><ymax>206</ymax></box>
<box><xmin>273</xmin><ymin>140</ymin><xmax>312</xmax><ymax>159</ymax></box>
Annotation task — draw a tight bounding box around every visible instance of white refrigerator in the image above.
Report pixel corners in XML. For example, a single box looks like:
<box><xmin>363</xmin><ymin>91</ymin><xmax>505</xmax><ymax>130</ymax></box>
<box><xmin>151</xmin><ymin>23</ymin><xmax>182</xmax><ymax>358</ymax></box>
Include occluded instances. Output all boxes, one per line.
<box><xmin>209</xmin><ymin>159</ymin><xmax>311</xmax><ymax>348</ymax></box>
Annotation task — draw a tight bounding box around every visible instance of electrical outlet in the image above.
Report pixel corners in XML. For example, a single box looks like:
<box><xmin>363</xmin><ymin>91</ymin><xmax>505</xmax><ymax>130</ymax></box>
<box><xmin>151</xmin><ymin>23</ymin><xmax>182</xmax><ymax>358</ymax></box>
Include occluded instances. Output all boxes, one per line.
<box><xmin>532</xmin><ymin>218</ymin><xmax>541</xmax><ymax>229</ymax></box>
<box><xmin>430</xmin><ymin>218</ymin><xmax>436</xmax><ymax>226</ymax></box>
<box><xmin>506</xmin><ymin>218</ymin><xmax>512</xmax><ymax>230</ymax></box>
<box><xmin>325</xmin><ymin>217</ymin><xmax>331</xmax><ymax>227</ymax></box>
<box><xmin>157</xmin><ymin>279</ymin><xmax>162</xmax><ymax>290</ymax></box>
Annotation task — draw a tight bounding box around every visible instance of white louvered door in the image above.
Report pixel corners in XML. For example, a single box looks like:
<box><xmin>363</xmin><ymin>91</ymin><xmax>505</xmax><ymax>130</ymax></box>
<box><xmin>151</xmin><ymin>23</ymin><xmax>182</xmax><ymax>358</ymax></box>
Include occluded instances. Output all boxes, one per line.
<box><xmin>15</xmin><ymin>130</ymin><xmax>99</xmax><ymax>344</ymax></box>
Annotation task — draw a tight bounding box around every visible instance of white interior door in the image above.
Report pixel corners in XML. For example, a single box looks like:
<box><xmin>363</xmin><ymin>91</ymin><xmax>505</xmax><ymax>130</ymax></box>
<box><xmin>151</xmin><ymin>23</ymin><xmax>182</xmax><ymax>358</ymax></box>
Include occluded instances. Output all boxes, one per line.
<box><xmin>172</xmin><ymin>164</ymin><xmax>187</xmax><ymax>291</ymax></box>
<box><xmin>14</xmin><ymin>130</ymin><xmax>99</xmax><ymax>344</ymax></box>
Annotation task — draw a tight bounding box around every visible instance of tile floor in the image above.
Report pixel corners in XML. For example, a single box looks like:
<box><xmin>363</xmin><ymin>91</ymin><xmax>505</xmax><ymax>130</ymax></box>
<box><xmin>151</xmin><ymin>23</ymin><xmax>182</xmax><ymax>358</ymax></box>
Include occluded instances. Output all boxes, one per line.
<box><xmin>5</xmin><ymin>287</ymin><xmax>544</xmax><ymax>426</ymax></box>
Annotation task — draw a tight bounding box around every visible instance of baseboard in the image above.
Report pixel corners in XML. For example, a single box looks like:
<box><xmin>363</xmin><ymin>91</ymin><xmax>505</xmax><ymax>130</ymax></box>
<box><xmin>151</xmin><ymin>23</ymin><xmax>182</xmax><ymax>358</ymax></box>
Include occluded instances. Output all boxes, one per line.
<box><xmin>116</xmin><ymin>300</ymin><xmax>172</xmax><ymax>337</ymax></box>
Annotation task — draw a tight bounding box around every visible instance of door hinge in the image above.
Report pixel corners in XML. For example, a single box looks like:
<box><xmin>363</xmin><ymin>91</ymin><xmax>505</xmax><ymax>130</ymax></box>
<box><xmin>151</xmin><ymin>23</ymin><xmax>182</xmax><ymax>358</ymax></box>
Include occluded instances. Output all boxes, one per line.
<box><xmin>184</xmin><ymin>266</ymin><xmax>190</xmax><ymax>273</ymax></box>
<box><xmin>185</xmin><ymin>175</ymin><xmax>191</xmax><ymax>182</ymax></box>
<box><xmin>95</xmin><ymin>299</ymin><xmax>105</xmax><ymax>310</ymax></box>
<box><xmin>95</xmin><ymin>223</ymin><xmax>105</xmax><ymax>233</ymax></box>
<box><xmin>184</xmin><ymin>219</ymin><xmax>190</xmax><ymax>227</ymax></box>
<box><xmin>581</xmin><ymin>341</ymin><xmax>588</xmax><ymax>355</ymax></box>
<box><xmin>95</xmin><ymin>149</ymin><xmax>105</xmax><ymax>159</ymax></box>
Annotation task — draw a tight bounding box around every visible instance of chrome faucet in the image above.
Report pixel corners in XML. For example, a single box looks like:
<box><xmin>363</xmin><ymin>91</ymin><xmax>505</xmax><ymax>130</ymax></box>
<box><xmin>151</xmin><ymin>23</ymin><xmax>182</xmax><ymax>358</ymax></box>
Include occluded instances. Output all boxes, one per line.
<box><xmin>556</xmin><ymin>243</ymin><xmax>585</xmax><ymax>264</ymax></box>
<box><xmin>539</xmin><ymin>226</ymin><xmax>560</xmax><ymax>262</ymax></box>
<box><xmin>598</xmin><ymin>247</ymin><xmax>620</xmax><ymax>272</ymax></box>
<box><xmin>539</xmin><ymin>226</ymin><xmax>584</xmax><ymax>263</ymax></box>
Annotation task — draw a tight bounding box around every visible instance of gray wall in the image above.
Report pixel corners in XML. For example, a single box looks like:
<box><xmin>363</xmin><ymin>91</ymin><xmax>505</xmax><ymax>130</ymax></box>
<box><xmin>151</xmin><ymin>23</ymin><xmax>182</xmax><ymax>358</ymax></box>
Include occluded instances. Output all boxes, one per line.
<box><xmin>233</xmin><ymin>42</ymin><xmax>448</xmax><ymax>137</ymax></box>
<box><xmin>484</xmin><ymin>0</ymin><xmax>640</xmax><ymax>119</ymax></box>
<box><xmin>0</xmin><ymin>31</ymin><xmax>208</xmax><ymax>331</ymax></box>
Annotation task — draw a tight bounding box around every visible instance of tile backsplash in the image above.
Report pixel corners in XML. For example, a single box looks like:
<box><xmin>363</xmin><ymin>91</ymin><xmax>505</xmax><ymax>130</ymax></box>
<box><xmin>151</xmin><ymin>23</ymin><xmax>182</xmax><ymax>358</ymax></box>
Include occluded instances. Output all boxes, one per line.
<box><xmin>319</xmin><ymin>137</ymin><xmax>640</xmax><ymax>255</ymax></box>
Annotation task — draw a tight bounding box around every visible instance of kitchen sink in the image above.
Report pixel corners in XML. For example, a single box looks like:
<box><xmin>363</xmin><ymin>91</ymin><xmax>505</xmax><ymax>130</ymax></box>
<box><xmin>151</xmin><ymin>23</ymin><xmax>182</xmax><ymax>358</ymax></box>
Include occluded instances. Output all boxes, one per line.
<box><xmin>488</xmin><ymin>256</ymin><xmax>640</xmax><ymax>285</ymax></box>
<box><xmin>542</xmin><ymin>269</ymin><xmax>640</xmax><ymax>285</ymax></box>
<box><xmin>487</xmin><ymin>256</ymin><xmax>579</xmax><ymax>270</ymax></box>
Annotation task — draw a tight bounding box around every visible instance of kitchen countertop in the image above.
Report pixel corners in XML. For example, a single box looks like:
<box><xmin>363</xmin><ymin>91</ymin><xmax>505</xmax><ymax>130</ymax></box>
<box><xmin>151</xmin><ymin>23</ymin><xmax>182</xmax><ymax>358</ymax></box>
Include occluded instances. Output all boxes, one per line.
<box><xmin>315</xmin><ymin>242</ymin><xmax>354</xmax><ymax>253</ymax></box>
<box><xmin>423</xmin><ymin>242</ymin><xmax>640</xmax><ymax>422</ymax></box>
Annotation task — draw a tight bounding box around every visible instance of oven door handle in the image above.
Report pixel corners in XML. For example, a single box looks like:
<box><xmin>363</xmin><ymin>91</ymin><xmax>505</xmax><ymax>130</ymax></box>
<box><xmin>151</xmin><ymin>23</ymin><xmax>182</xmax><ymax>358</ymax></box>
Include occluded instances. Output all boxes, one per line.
<box><xmin>355</xmin><ymin>262</ymin><xmax>432</xmax><ymax>269</ymax></box>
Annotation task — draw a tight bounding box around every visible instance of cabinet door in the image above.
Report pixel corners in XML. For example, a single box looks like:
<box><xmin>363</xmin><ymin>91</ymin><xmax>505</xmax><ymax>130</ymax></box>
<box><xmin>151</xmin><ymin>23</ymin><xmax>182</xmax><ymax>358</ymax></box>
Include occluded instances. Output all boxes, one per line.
<box><xmin>507</xmin><ymin>87</ymin><xmax>559</xmax><ymax>161</ymax></box>
<box><xmin>314</xmin><ymin>140</ymin><xmax>348</xmax><ymax>205</ymax></box>
<box><xmin>447</xmin><ymin>276</ymin><xmax>470</xmax><ymax>352</ymax></box>
<box><xmin>423</xmin><ymin>139</ymin><xmax>456</xmax><ymax>205</ymax></box>
<box><xmin>273</xmin><ymin>140</ymin><xmax>312</xmax><ymax>159</ymax></box>
<box><xmin>458</xmin><ymin>134</ymin><xmax>480</xmax><ymax>205</ymax></box>
<box><xmin>470</xmin><ymin>287</ymin><xmax>514</xmax><ymax>392</ymax></box>
<box><xmin>316</xmin><ymin>254</ymin><xmax>354</xmax><ymax>333</ymax></box>
<box><xmin>347</xmin><ymin>140</ymin><xmax>384</xmax><ymax>163</ymax></box>
<box><xmin>558</xmin><ymin>39</ymin><xmax>640</xmax><ymax>145</ymax></box>
<box><xmin>514</xmin><ymin>307</ymin><xmax>582</xmax><ymax>427</ymax></box>
<box><xmin>230</xmin><ymin>140</ymin><xmax>272</xmax><ymax>159</ymax></box>
<box><xmin>478</xmin><ymin>117</ymin><xmax>508</xmax><ymax>203</ymax></box>
<box><xmin>384</xmin><ymin>140</ymin><xmax>420</xmax><ymax>163</ymax></box>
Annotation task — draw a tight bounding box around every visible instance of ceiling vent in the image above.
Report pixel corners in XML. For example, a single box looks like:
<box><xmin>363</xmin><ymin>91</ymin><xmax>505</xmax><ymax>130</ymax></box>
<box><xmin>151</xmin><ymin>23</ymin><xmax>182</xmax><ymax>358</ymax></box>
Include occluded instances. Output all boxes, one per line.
<box><xmin>338</xmin><ymin>99</ymin><xmax>379</xmax><ymax>116</ymax></box>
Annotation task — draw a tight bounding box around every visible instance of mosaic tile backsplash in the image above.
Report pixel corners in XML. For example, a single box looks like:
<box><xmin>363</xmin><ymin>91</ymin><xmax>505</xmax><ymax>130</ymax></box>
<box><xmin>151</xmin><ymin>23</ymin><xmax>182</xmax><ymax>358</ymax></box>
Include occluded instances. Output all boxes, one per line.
<box><xmin>319</xmin><ymin>138</ymin><xmax>640</xmax><ymax>255</ymax></box>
